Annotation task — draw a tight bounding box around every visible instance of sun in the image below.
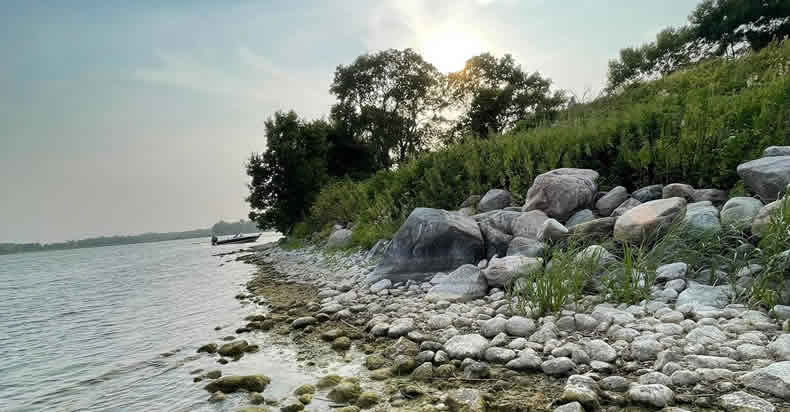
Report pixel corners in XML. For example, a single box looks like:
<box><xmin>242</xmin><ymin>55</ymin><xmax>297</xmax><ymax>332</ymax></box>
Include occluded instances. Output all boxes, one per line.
<box><xmin>422</xmin><ymin>26</ymin><xmax>483</xmax><ymax>73</ymax></box>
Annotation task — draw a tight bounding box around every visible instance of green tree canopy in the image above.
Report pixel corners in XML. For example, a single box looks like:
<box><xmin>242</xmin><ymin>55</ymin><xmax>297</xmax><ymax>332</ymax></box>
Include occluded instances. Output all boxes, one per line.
<box><xmin>246</xmin><ymin>111</ymin><xmax>330</xmax><ymax>233</ymax></box>
<box><xmin>447</xmin><ymin>53</ymin><xmax>566</xmax><ymax>140</ymax></box>
<box><xmin>330</xmin><ymin>48</ymin><xmax>446</xmax><ymax>170</ymax></box>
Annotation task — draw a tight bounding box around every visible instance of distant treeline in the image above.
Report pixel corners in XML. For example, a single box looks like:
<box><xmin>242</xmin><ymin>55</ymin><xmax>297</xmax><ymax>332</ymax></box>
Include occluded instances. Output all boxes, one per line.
<box><xmin>0</xmin><ymin>219</ymin><xmax>262</xmax><ymax>255</ymax></box>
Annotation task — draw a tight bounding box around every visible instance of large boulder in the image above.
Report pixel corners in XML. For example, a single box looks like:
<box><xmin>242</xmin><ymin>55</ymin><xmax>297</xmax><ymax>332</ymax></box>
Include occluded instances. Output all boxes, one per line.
<box><xmin>479</xmin><ymin>223</ymin><xmax>512</xmax><ymax>260</ymax></box>
<box><xmin>765</xmin><ymin>146</ymin><xmax>790</xmax><ymax>157</ymax></box>
<box><xmin>507</xmin><ymin>237</ymin><xmax>546</xmax><ymax>258</ymax></box>
<box><xmin>721</xmin><ymin>197</ymin><xmax>764</xmax><ymax>231</ymax></box>
<box><xmin>683</xmin><ymin>201</ymin><xmax>721</xmax><ymax>233</ymax></box>
<box><xmin>511</xmin><ymin>210</ymin><xmax>550</xmax><ymax>239</ymax></box>
<box><xmin>524</xmin><ymin>168</ymin><xmax>599</xmax><ymax>221</ymax></box>
<box><xmin>741</xmin><ymin>361</ymin><xmax>790</xmax><ymax>400</ymax></box>
<box><xmin>368</xmin><ymin>208</ymin><xmax>484</xmax><ymax>284</ymax></box>
<box><xmin>596</xmin><ymin>186</ymin><xmax>629</xmax><ymax>216</ymax></box>
<box><xmin>632</xmin><ymin>184</ymin><xmax>664</xmax><ymax>203</ymax></box>
<box><xmin>663</xmin><ymin>183</ymin><xmax>695</xmax><ymax>202</ymax></box>
<box><xmin>327</xmin><ymin>229</ymin><xmax>353</xmax><ymax>249</ymax></box>
<box><xmin>611</xmin><ymin>198</ymin><xmax>641</xmax><ymax>217</ymax></box>
<box><xmin>460</xmin><ymin>195</ymin><xmax>482</xmax><ymax>208</ymax></box>
<box><xmin>204</xmin><ymin>375</ymin><xmax>271</xmax><ymax>393</ymax></box>
<box><xmin>473</xmin><ymin>210</ymin><xmax>522</xmax><ymax>235</ymax></box>
<box><xmin>676</xmin><ymin>281</ymin><xmax>731</xmax><ymax>309</ymax></box>
<box><xmin>444</xmin><ymin>334</ymin><xmax>490</xmax><ymax>359</ymax></box>
<box><xmin>537</xmin><ymin>219</ymin><xmax>568</xmax><ymax>243</ymax></box>
<box><xmin>752</xmin><ymin>199</ymin><xmax>784</xmax><ymax>237</ymax></box>
<box><xmin>477</xmin><ymin>189</ymin><xmax>511</xmax><ymax>213</ymax></box>
<box><xmin>737</xmin><ymin>156</ymin><xmax>790</xmax><ymax>202</ymax></box>
<box><xmin>568</xmin><ymin>217</ymin><xmax>616</xmax><ymax>239</ymax></box>
<box><xmin>426</xmin><ymin>265</ymin><xmax>489</xmax><ymax>303</ymax></box>
<box><xmin>566</xmin><ymin>209</ymin><xmax>595</xmax><ymax>227</ymax></box>
<box><xmin>613</xmin><ymin>198</ymin><xmax>687</xmax><ymax>244</ymax></box>
<box><xmin>692</xmin><ymin>188</ymin><xmax>728</xmax><ymax>205</ymax></box>
<box><xmin>482</xmin><ymin>255</ymin><xmax>542</xmax><ymax>288</ymax></box>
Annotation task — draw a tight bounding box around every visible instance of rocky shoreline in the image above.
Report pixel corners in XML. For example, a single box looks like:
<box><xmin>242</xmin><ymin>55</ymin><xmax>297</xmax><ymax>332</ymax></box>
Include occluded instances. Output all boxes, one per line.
<box><xmin>219</xmin><ymin>242</ymin><xmax>790</xmax><ymax>412</ymax></box>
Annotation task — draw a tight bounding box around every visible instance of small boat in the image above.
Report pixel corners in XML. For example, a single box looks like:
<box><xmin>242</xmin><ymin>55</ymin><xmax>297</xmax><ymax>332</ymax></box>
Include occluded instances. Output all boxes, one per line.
<box><xmin>211</xmin><ymin>234</ymin><xmax>261</xmax><ymax>245</ymax></box>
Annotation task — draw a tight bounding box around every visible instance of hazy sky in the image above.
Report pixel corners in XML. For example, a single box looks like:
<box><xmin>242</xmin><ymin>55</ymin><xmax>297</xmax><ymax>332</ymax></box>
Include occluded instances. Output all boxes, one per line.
<box><xmin>0</xmin><ymin>0</ymin><xmax>695</xmax><ymax>243</ymax></box>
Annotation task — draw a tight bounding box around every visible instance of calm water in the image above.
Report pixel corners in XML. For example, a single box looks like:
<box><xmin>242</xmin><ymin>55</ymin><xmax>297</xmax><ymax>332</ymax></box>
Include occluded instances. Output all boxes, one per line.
<box><xmin>0</xmin><ymin>234</ymin><xmax>351</xmax><ymax>412</ymax></box>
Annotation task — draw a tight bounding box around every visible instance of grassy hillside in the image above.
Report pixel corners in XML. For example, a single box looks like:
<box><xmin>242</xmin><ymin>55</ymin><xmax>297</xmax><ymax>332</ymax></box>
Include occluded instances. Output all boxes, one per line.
<box><xmin>304</xmin><ymin>41</ymin><xmax>790</xmax><ymax>248</ymax></box>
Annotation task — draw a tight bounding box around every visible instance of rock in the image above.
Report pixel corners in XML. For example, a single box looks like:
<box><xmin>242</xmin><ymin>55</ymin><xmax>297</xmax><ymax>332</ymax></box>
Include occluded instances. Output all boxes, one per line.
<box><xmin>738</xmin><ymin>343</ymin><xmax>770</xmax><ymax>360</ymax></box>
<box><xmin>591</xmin><ymin>306</ymin><xmax>635</xmax><ymax>325</ymax></box>
<box><xmin>478</xmin><ymin>189</ymin><xmax>511</xmax><ymax>213</ymax></box>
<box><xmin>684</xmin><ymin>201</ymin><xmax>721</xmax><ymax>233</ymax></box>
<box><xmin>198</xmin><ymin>343</ymin><xmax>218</xmax><ymax>354</ymax></box>
<box><xmin>567</xmin><ymin>217</ymin><xmax>616</xmax><ymax>238</ymax></box>
<box><xmin>327</xmin><ymin>229</ymin><xmax>353</xmax><ymax>249</ymax></box>
<box><xmin>327</xmin><ymin>378</ymin><xmax>361</xmax><ymax>403</ymax></box>
<box><xmin>769</xmin><ymin>334</ymin><xmax>790</xmax><ymax>361</ymax></box>
<box><xmin>435</xmin><ymin>364</ymin><xmax>456</xmax><ymax>378</ymax></box>
<box><xmin>217</xmin><ymin>340</ymin><xmax>249</xmax><ymax>357</ymax></box>
<box><xmin>411</xmin><ymin>362</ymin><xmax>434</xmax><ymax>380</ymax></box>
<box><xmin>208</xmin><ymin>391</ymin><xmax>226</xmax><ymax>402</ymax></box>
<box><xmin>444</xmin><ymin>334</ymin><xmax>489</xmax><ymax>359</ymax></box>
<box><xmin>765</xmin><ymin>146</ymin><xmax>790</xmax><ymax>157</ymax></box>
<box><xmin>752</xmin><ymin>199</ymin><xmax>783</xmax><ymax>237</ymax></box>
<box><xmin>670</xmin><ymin>370</ymin><xmax>700</xmax><ymax>386</ymax></box>
<box><xmin>505</xmin><ymin>349</ymin><xmax>542</xmax><ymax>371</ymax></box>
<box><xmin>685</xmin><ymin>325</ymin><xmax>726</xmax><ymax>345</ymax></box>
<box><xmin>507</xmin><ymin>237</ymin><xmax>546</xmax><ymax>257</ymax></box>
<box><xmin>512</xmin><ymin>210</ymin><xmax>551</xmax><ymax>239</ymax></box>
<box><xmin>663</xmin><ymin>183</ymin><xmax>696</xmax><ymax>202</ymax></box>
<box><xmin>237</xmin><ymin>407</ymin><xmax>269</xmax><ymax>412</ymax></box>
<box><xmin>332</xmin><ymin>337</ymin><xmax>352</xmax><ymax>351</ymax></box>
<box><xmin>554</xmin><ymin>402</ymin><xmax>584</xmax><ymax>412</ymax></box>
<box><xmin>294</xmin><ymin>384</ymin><xmax>315</xmax><ymax>396</ymax></box>
<box><xmin>541</xmin><ymin>357</ymin><xmax>576</xmax><ymax>376</ymax></box>
<box><xmin>721</xmin><ymin>197</ymin><xmax>764</xmax><ymax>231</ymax></box>
<box><xmin>676</xmin><ymin>282</ymin><xmax>731</xmax><ymax>308</ymax></box>
<box><xmin>611</xmin><ymin>198</ymin><xmax>642</xmax><ymax>217</ymax></box>
<box><xmin>566</xmin><ymin>209</ymin><xmax>595</xmax><ymax>227</ymax></box>
<box><xmin>538</xmin><ymin>219</ymin><xmax>568</xmax><ymax>243</ymax></box>
<box><xmin>281</xmin><ymin>402</ymin><xmax>305</xmax><ymax>412</ymax></box>
<box><xmin>596</xmin><ymin>186</ymin><xmax>629</xmax><ymax>216</ymax></box>
<box><xmin>446</xmin><ymin>388</ymin><xmax>485</xmax><ymax>412</ymax></box>
<box><xmin>463</xmin><ymin>361</ymin><xmax>490</xmax><ymax>379</ymax></box>
<box><xmin>529</xmin><ymin>323</ymin><xmax>559</xmax><ymax>343</ymax></box>
<box><xmin>742</xmin><ymin>361</ymin><xmax>790</xmax><ymax>399</ymax></box>
<box><xmin>484</xmin><ymin>347</ymin><xmax>517</xmax><ymax>363</ymax></box>
<box><xmin>369</xmin><ymin>279</ymin><xmax>392</xmax><ymax>293</ymax></box>
<box><xmin>575</xmin><ymin>245</ymin><xmax>617</xmax><ymax>266</ymax></box>
<box><xmin>693</xmin><ymin>189</ymin><xmax>728</xmax><ymax>205</ymax></box>
<box><xmin>656</xmin><ymin>262</ymin><xmax>688</xmax><ymax>282</ymax></box>
<box><xmin>614</xmin><ymin>198</ymin><xmax>687</xmax><ymax>243</ymax></box>
<box><xmin>388</xmin><ymin>318</ymin><xmax>415</xmax><ymax>338</ymax></box>
<box><xmin>627</xmin><ymin>384</ymin><xmax>674</xmax><ymax>408</ymax></box>
<box><xmin>631</xmin><ymin>339</ymin><xmax>664</xmax><ymax>361</ymax></box>
<box><xmin>633</xmin><ymin>184</ymin><xmax>664</xmax><ymax>203</ymax></box>
<box><xmin>481</xmin><ymin>317</ymin><xmax>507</xmax><ymax>338</ymax></box>
<box><xmin>426</xmin><ymin>265</ymin><xmax>489</xmax><ymax>303</ymax></box>
<box><xmin>561</xmin><ymin>379</ymin><xmax>600</xmax><ymax>409</ymax></box>
<box><xmin>585</xmin><ymin>339</ymin><xmax>617</xmax><ymax>362</ymax></box>
<box><xmin>505</xmin><ymin>316</ymin><xmax>536</xmax><ymax>337</ymax></box>
<box><xmin>719</xmin><ymin>391</ymin><xmax>776</xmax><ymax>412</ymax></box>
<box><xmin>317</xmin><ymin>374</ymin><xmax>342</xmax><ymax>388</ymax></box>
<box><xmin>600</xmin><ymin>376</ymin><xmax>630</xmax><ymax>392</ymax></box>
<box><xmin>368</xmin><ymin>368</ymin><xmax>391</xmax><ymax>381</ymax></box>
<box><xmin>738</xmin><ymin>156</ymin><xmax>790</xmax><ymax>202</ymax></box>
<box><xmin>479</xmin><ymin>223</ymin><xmax>512</xmax><ymax>259</ymax></box>
<box><xmin>357</xmin><ymin>391</ymin><xmax>381</xmax><ymax>409</ymax></box>
<box><xmin>204</xmin><ymin>375</ymin><xmax>271</xmax><ymax>393</ymax></box>
<box><xmin>524</xmin><ymin>168</ymin><xmax>599</xmax><ymax>221</ymax></box>
<box><xmin>368</xmin><ymin>208</ymin><xmax>484</xmax><ymax>284</ymax></box>
<box><xmin>461</xmin><ymin>195</ymin><xmax>482</xmax><ymax>208</ymax></box>
<box><xmin>383</xmin><ymin>337</ymin><xmax>419</xmax><ymax>358</ymax></box>
<box><xmin>640</xmin><ymin>371</ymin><xmax>671</xmax><ymax>386</ymax></box>
<box><xmin>291</xmin><ymin>317</ymin><xmax>317</xmax><ymax>329</ymax></box>
<box><xmin>473</xmin><ymin>210</ymin><xmax>522</xmax><ymax>234</ymax></box>
<box><xmin>482</xmin><ymin>255</ymin><xmax>542</xmax><ymax>288</ymax></box>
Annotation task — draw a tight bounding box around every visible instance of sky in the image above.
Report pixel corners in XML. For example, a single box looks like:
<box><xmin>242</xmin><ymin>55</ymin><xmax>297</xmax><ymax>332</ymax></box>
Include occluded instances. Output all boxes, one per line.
<box><xmin>0</xmin><ymin>0</ymin><xmax>696</xmax><ymax>243</ymax></box>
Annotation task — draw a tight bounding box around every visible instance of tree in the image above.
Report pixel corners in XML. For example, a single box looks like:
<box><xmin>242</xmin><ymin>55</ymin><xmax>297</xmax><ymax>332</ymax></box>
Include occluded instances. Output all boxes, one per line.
<box><xmin>246</xmin><ymin>111</ymin><xmax>329</xmax><ymax>233</ymax></box>
<box><xmin>606</xmin><ymin>0</ymin><xmax>790</xmax><ymax>91</ymax></box>
<box><xmin>330</xmin><ymin>48</ymin><xmax>446</xmax><ymax>169</ymax></box>
<box><xmin>447</xmin><ymin>53</ymin><xmax>566</xmax><ymax>140</ymax></box>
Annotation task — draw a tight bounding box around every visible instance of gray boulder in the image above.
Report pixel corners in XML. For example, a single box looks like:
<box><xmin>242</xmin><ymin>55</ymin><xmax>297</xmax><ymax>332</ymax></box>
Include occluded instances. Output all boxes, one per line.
<box><xmin>627</xmin><ymin>384</ymin><xmax>674</xmax><ymax>408</ymax></box>
<box><xmin>741</xmin><ymin>361</ymin><xmax>790</xmax><ymax>400</ymax></box>
<box><xmin>719</xmin><ymin>391</ymin><xmax>776</xmax><ymax>412</ymax></box>
<box><xmin>327</xmin><ymin>229</ymin><xmax>353</xmax><ymax>249</ymax></box>
<box><xmin>752</xmin><ymin>199</ymin><xmax>783</xmax><ymax>237</ymax></box>
<box><xmin>692</xmin><ymin>188</ymin><xmax>728</xmax><ymax>205</ymax></box>
<box><xmin>482</xmin><ymin>255</ymin><xmax>542</xmax><ymax>288</ymax></box>
<box><xmin>460</xmin><ymin>195</ymin><xmax>482</xmax><ymax>208</ymax></box>
<box><xmin>506</xmin><ymin>237</ymin><xmax>546</xmax><ymax>258</ymax></box>
<box><xmin>611</xmin><ymin>198</ymin><xmax>641</xmax><ymax>217</ymax></box>
<box><xmin>675</xmin><ymin>282</ymin><xmax>731</xmax><ymax>309</ymax></box>
<box><xmin>614</xmin><ymin>198</ymin><xmax>687</xmax><ymax>243</ymax></box>
<box><xmin>684</xmin><ymin>201</ymin><xmax>721</xmax><ymax>233</ymax></box>
<box><xmin>632</xmin><ymin>184</ymin><xmax>664</xmax><ymax>203</ymax></box>
<box><xmin>473</xmin><ymin>210</ymin><xmax>522</xmax><ymax>235</ymax></box>
<box><xmin>443</xmin><ymin>334</ymin><xmax>489</xmax><ymax>359</ymax></box>
<box><xmin>596</xmin><ymin>186</ymin><xmax>629</xmax><ymax>216</ymax></box>
<box><xmin>765</xmin><ymin>146</ymin><xmax>790</xmax><ymax>157</ymax></box>
<box><xmin>663</xmin><ymin>183</ymin><xmax>695</xmax><ymax>202</ymax></box>
<box><xmin>738</xmin><ymin>156</ymin><xmax>790</xmax><ymax>202</ymax></box>
<box><xmin>479</xmin><ymin>223</ymin><xmax>512</xmax><ymax>260</ymax></box>
<box><xmin>524</xmin><ymin>168</ymin><xmax>599</xmax><ymax>221</ymax></box>
<box><xmin>721</xmin><ymin>197</ymin><xmax>764</xmax><ymax>231</ymax></box>
<box><xmin>568</xmin><ymin>217</ymin><xmax>616</xmax><ymax>238</ymax></box>
<box><xmin>511</xmin><ymin>210</ymin><xmax>550</xmax><ymax>239</ymax></box>
<box><xmin>368</xmin><ymin>208</ymin><xmax>484</xmax><ymax>284</ymax></box>
<box><xmin>566</xmin><ymin>209</ymin><xmax>595</xmax><ymax>227</ymax></box>
<box><xmin>477</xmin><ymin>189</ymin><xmax>511</xmax><ymax>213</ymax></box>
<box><xmin>538</xmin><ymin>219</ymin><xmax>568</xmax><ymax>243</ymax></box>
<box><xmin>426</xmin><ymin>265</ymin><xmax>489</xmax><ymax>303</ymax></box>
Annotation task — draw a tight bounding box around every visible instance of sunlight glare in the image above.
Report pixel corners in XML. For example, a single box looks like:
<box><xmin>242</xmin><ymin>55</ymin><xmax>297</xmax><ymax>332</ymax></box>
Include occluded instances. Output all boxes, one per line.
<box><xmin>422</xmin><ymin>26</ymin><xmax>483</xmax><ymax>73</ymax></box>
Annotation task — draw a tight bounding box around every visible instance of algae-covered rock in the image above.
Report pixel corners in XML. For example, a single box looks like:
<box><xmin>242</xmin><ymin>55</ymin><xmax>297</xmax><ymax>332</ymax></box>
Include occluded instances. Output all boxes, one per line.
<box><xmin>280</xmin><ymin>402</ymin><xmax>304</xmax><ymax>412</ymax></box>
<box><xmin>204</xmin><ymin>375</ymin><xmax>271</xmax><ymax>393</ymax></box>
<box><xmin>316</xmin><ymin>374</ymin><xmax>342</xmax><ymax>388</ymax></box>
<box><xmin>332</xmin><ymin>336</ymin><xmax>352</xmax><ymax>351</ymax></box>
<box><xmin>364</xmin><ymin>354</ymin><xmax>387</xmax><ymax>370</ymax></box>
<box><xmin>392</xmin><ymin>355</ymin><xmax>416</xmax><ymax>375</ymax></box>
<box><xmin>198</xmin><ymin>343</ymin><xmax>218</xmax><ymax>354</ymax></box>
<box><xmin>369</xmin><ymin>368</ymin><xmax>392</xmax><ymax>380</ymax></box>
<box><xmin>294</xmin><ymin>384</ymin><xmax>315</xmax><ymax>396</ymax></box>
<box><xmin>204</xmin><ymin>370</ymin><xmax>221</xmax><ymax>379</ymax></box>
<box><xmin>217</xmin><ymin>340</ymin><xmax>248</xmax><ymax>357</ymax></box>
<box><xmin>335</xmin><ymin>407</ymin><xmax>361</xmax><ymax>412</ymax></box>
<box><xmin>446</xmin><ymin>388</ymin><xmax>485</xmax><ymax>412</ymax></box>
<box><xmin>327</xmin><ymin>378</ymin><xmax>362</xmax><ymax>403</ymax></box>
<box><xmin>297</xmin><ymin>394</ymin><xmax>312</xmax><ymax>404</ymax></box>
<box><xmin>209</xmin><ymin>391</ymin><xmax>226</xmax><ymax>402</ymax></box>
<box><xmin>357</xmin><ymin>392</ymin><xmax>381</xmax><ymax>409</ymax></box>
<box><xmin>236</xmin><ymin>407</ymin><xmax>269</xmax><ymax>412</ymax></box>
